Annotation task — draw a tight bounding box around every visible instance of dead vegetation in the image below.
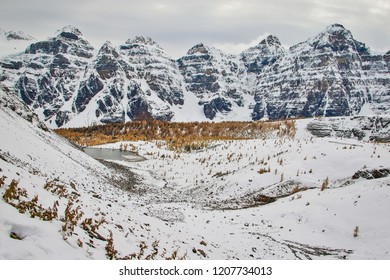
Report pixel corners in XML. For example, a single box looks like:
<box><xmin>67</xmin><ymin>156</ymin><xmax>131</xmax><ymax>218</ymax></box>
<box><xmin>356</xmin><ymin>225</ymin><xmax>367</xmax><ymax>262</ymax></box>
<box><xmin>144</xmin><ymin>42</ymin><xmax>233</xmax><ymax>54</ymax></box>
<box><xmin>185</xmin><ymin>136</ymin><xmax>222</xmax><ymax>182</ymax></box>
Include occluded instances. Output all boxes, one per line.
<box><xmin>2</xmin><ymin>178</ymin><xmax>59</xmax><ymax>221</ymax></box>
<box><xmin>1</xmin><ymin>174</ymin><xmax>190</xmax><ymax>259</ymax></box>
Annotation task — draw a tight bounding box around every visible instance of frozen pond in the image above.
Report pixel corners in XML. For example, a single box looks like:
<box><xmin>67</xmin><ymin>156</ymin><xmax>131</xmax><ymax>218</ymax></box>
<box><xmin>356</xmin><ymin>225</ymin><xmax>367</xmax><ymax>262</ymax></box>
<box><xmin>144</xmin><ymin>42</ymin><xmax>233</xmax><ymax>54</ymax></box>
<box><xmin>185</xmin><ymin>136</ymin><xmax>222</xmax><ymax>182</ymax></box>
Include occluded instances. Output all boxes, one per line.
<box><xmin>83</xmin><ymin>147</ymin><xmax>145</xmax><ymax>162</ymax></box>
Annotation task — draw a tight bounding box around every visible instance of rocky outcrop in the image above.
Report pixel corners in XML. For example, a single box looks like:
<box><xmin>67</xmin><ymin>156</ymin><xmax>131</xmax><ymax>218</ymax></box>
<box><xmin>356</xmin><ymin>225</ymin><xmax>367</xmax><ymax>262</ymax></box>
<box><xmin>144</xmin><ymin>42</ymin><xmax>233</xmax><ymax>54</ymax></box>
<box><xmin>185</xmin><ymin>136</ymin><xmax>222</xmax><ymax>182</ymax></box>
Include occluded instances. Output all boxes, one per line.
<box><xmin>352</xmin><ymin>168</ymin><xmax>390</xmax><ymax>180</ymax></box>
<box><xmin>307</xmin><ymin>116</ymin><xmax>390</xmax><ymax>141</ymax></box>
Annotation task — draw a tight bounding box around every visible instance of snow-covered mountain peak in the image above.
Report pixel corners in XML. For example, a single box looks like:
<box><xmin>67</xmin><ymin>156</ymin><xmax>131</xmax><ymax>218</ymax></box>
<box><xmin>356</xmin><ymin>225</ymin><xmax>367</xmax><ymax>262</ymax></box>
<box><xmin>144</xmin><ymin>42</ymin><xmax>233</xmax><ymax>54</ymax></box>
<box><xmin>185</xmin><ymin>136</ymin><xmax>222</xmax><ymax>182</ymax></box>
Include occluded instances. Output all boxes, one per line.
<box><xmin>318</xmin><ymin>23</ymin><xmax>353</xmax><ymax>41</ymax></box>
<box><xmin>244</xmin><ymin>34</ymin><xmax>285</xmax><ymax>56</ymax></box>
<box><xmin>324</xmin><ymin>23</ymin><xmax>347</xmax><ymax>33</ymax></box>
<box><xmin>120</xmin><ymin>35</ymin><xmax>173</xmax><ymax>64</ymax></box>
<box><xmin>240</xmin><ymin>34</ymin><xmax>285</xmax><ymax>74</ymax></box>
<box><xmin>97</xmin><ymin>41</ymin><xmax>119</xmax><ymax>57</ymax></box>
<box><xmin>25</xmin><ymin>26</ymin><xmax>94</xmax><ymax>58</ymax></box>
<box><xmin>124</xmin><ymin>36</ymin><xmax>161</xmax><ymax>49</ymax></box>
<box><xmin>55</xmin><ymin>25</ymin><xmax>83</xmax><ymax>38</ymax></box>
<box><xmin>186</xmin><ymin>43</ymin><xmax>211</xmax><ymax>55</ymax></box>
<box><xmin>259</xmin><ymin>34</ymin><xmax>282</xmax><ymax>48</ymax></box>
<box><xmin>306</xmin><ymin>23</ymin><xmax>369</xmax><ymax>54</ymax></box>
<box><xmin>0</xmin><ymin>28</ymin><xmax>35</xmax><ymax>41</ymax></box>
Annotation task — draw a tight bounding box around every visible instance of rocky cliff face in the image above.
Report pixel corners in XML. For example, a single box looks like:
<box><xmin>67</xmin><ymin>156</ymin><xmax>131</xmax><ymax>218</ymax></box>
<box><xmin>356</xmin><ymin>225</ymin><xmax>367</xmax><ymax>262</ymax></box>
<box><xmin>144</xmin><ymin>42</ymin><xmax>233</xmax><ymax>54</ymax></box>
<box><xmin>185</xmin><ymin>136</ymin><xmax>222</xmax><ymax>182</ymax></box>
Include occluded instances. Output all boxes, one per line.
<box><xmin>0</xmin><ymin>27</ymin><xmax>192</xmax><ymax>127</ymax></box>
<box><xmin>249</xmin><ymin>24</ymin><xmax>390</xmax><ymax>120</ymax></box>
<box><xmin>0</xmin><ymin>24</ymin><xmax>389</xmax><ymax>128</ymax></box>
<box><xmin>178</xmin><ymin>43</ymin><xmax>250</xmax><ymax>120</ymax></box>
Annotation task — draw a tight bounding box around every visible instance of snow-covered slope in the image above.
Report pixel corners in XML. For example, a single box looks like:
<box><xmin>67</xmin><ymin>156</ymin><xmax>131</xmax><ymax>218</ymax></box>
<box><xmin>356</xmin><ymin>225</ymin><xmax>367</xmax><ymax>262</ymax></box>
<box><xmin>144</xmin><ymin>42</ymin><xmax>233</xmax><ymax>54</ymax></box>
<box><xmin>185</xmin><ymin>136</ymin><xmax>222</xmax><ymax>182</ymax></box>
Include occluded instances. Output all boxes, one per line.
<box><xmin>0</xmin><ymin>24</ymin><xmax>389</xmax><ymax>128</ymax></box>
<box><xmin>1</xmin><ymin>85</ymin><xmax>390</xmax><ymax>259</ymax></box>
<box><xmin>0</xmin><ymin>86</ymin><xmax>198</xmax><ymax>259</ymax></box>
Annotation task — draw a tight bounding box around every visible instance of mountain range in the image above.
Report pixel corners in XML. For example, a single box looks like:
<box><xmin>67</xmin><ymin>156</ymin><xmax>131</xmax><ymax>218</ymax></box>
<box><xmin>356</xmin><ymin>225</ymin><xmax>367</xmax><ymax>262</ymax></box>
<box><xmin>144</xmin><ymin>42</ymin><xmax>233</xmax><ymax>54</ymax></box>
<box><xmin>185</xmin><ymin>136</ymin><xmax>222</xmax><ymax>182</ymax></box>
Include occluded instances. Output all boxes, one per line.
<box><xmin>0</xmin><ymin>24</ymin><xmax>389</xmax><ymax>128</ymax></box>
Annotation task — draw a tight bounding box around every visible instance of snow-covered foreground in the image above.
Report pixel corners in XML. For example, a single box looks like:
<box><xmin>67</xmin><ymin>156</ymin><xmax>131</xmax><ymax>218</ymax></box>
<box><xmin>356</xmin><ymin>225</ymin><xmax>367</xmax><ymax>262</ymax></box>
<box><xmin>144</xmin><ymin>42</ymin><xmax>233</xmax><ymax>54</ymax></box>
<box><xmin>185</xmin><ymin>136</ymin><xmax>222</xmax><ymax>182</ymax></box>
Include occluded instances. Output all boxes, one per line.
<box><xmin>98</xmin><ymin>121</ymin><xmax>390</xmax><ymax>259</ymax></box>
<box><xmin>1</xmin><ymin>88</ymin><xmax>390</xmax><ymax>259</ymax></box>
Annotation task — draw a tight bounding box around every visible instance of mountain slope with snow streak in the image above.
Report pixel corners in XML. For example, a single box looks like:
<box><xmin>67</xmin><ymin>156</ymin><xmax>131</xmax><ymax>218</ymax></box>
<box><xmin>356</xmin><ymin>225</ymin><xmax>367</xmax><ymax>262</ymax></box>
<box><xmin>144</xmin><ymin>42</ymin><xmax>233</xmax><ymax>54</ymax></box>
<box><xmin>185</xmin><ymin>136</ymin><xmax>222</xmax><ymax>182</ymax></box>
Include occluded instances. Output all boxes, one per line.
<box><xmin>1</xmin><ymin>24</ymin><xmax>389</xmax><ymax>128</ymax></box>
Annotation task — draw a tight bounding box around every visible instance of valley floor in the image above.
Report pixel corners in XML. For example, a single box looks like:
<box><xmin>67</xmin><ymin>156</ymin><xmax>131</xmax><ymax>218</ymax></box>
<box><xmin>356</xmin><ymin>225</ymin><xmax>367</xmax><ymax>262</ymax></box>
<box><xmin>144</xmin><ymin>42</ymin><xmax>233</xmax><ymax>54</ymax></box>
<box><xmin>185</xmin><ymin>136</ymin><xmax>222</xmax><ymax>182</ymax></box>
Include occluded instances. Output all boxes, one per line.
<box><xmin>92</xmin><ymin>119</ymin><xmax>390</xmax><ymax>259</ymax></box>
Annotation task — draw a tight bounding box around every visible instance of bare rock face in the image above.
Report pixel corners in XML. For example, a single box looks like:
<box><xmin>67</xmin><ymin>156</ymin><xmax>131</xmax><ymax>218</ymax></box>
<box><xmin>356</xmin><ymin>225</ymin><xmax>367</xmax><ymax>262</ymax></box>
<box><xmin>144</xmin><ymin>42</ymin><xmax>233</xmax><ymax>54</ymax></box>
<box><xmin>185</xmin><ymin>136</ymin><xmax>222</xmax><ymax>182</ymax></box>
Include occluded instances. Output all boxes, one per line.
<box><xmin>241</xmin><ymin>35</ymin><xmax>285</xmax><ymax>74</ymax></box>
<box><xmin>249</xmin><ymin>24</ymin><xmax>390</xmax><ymax>120</ymax></box>
<box><xmin>201</xmin><ymin>97</ymin><xmax>232</xmax><ymax>120</ymax></box>
<box><xmin>26</xmin><ymin>26</ymin><xmax>94</xmax><ymax>58</ymax></box>
<box><xmin>178</xmin><ymin>43</ymin><xmax>248</xmax><ymax>120</ymax></box>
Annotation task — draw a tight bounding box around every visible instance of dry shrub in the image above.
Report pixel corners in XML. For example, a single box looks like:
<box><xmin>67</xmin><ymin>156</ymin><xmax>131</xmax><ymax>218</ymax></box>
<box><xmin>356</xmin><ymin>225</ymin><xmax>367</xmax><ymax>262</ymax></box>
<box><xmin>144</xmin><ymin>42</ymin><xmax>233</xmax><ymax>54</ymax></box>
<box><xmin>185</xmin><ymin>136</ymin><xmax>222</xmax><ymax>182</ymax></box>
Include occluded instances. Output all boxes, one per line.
<box><xmin>105</xmin><ymin>232</ymin><xmax>186</xmax><ymax>260</ymax></box>
<box><xmin>353</xmin><ymin>226</ymin><xmax>359</xmax><ymax>237</ymax></box>
<box><xmin>44</xmin><ymin>180</ymin><xmax>80</xmax><ymax>201</ymax></box>
<box><xmin>321</xmin><ymin>177</ymin><xmax>329</xmax><ymax>191</ymax></box>
<box><xmin>81</xmin><ymin>217</ymin><xmax>107</xmax><ymax>241</ymax></box>
<box><xmin>0</xmin><ymin>175</ymin><xmax>6</xmax><ymax>187</ymax></box>
<box><xmin>61</xmin><ymin>201</ymin><xmax>83</xmax><ymax>238</ymax></box>
<box><xmin>3</xmin><ymin>179</ymin><xmax>59</xmax><ymax>221</ymax></box>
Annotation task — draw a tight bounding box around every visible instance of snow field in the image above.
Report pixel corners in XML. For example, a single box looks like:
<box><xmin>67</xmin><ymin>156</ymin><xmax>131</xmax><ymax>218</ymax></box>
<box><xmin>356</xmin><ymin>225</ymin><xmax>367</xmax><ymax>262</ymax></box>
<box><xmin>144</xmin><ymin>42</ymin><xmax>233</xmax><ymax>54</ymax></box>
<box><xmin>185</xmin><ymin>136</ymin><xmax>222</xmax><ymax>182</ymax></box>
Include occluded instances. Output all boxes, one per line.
<box><xmin>96</xmin><ymin>120</ymin><xmax>389</xmax><ymax>259</ymax></box>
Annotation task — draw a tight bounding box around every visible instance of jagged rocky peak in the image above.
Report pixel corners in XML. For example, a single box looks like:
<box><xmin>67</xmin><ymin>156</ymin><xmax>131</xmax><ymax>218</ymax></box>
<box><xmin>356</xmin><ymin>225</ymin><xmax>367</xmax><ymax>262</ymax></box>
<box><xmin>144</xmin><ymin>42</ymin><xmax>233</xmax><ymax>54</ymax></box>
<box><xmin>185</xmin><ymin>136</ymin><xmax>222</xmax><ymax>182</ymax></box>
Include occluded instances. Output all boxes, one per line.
<box><xmin>242</xmin><ymin>34</ymin><xmax>284</xmax><ymax>55</ymax></box>
<box><xmin>187</xmin><ymin>43</ymin><xmax>211</xmax><ymax>55</ymax></box>
<box><xmin>55</xmin><ymin>25</ymin><xmax>83</xmax><ymax>40</ymax></box>
<box><xmin>97</xmin><ymin>41</ymin><xmax>119</xmax><ymax>57</ymax></box>
<box><xmin>124</xmin><ymin>36</ymin><xmax>162</xmax><ymax>49</ymax></box>
<box><xmin>120</xmin><ymin>35</ymin><xmax>172</xmax><ymax>64</ymax></box>
<box><xmin>95</xmin><ymin>41</ymin><xmax>123</xmax><ymax>80</ymax></box>
<box><xmin>308</xmin><ymin>23</ymin><xmax>369</xmax><ymax>54</ymax></box>
<box><xmin>25</xmin><ymin>25</ymin><xmax>94</xmax><ymax>58</ymax></box>
<box><xmin>241</xmin><ymin>34</ymin><xmax>285</xmax><ymax>73</ymax></box>
<box><xmin>259</xmin><ymin>34</ymin><xmax>281</xmax><ymax>48</ymax></box>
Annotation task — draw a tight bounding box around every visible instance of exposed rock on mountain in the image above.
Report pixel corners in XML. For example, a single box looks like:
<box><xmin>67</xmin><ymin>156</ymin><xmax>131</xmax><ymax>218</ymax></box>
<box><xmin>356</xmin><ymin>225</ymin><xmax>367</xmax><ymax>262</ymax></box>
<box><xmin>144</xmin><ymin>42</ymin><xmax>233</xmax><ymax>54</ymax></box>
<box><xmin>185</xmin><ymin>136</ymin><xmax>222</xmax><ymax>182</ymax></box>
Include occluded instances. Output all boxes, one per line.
<box><xmin>241</xmin><ymin>34</ymin><xmax>285</xmax><ymax>74</ymax></box>
<box><xmin>26</xmin><ymin>26</ymin><xmax>93</xmax><ymax>58</ymax></box>
<box><xmin>0</xmin><ymin>24</ymin><xmax>389</xmax><ymax>127</ymax></box>
<box><xmin>307</xmin><ymin>116</ymin><xmax>390</xmax><ymax>142</ymax></box>
<box><xmin>178</xmin><ymin>43</ymin><xmax>249</xmax><ymax>120</ymax></box>
<box><xmin>250</xmin><ymin>24</ymin><xmax>390</xmax><ymax>120</ymax></box>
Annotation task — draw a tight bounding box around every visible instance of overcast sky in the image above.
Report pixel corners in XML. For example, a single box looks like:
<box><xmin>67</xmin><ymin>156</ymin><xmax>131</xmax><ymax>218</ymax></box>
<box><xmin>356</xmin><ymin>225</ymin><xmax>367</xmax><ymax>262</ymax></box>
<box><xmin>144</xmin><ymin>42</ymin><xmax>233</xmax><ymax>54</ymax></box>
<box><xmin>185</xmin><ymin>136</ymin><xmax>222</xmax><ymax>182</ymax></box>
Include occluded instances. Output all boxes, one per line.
<box><xmin>0</xmin><ymin>0</ymin><xmax>389</xmax><ymax>58</ymax></box>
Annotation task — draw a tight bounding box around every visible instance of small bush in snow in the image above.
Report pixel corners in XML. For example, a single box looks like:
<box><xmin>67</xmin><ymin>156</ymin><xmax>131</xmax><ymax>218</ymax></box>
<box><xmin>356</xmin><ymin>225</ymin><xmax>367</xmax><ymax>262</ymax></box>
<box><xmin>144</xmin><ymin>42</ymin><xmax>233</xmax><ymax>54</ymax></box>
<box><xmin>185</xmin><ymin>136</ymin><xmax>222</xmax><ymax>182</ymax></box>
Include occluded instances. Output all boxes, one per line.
<box><xmin>353</xmin><ymin>226</ymin><xmax>359</xmax><ymax>237</ymax></box>
<box><xmin>321</xmin><ymin>177</ymin><xmax>329</xmax><ymax>191</ymax></box>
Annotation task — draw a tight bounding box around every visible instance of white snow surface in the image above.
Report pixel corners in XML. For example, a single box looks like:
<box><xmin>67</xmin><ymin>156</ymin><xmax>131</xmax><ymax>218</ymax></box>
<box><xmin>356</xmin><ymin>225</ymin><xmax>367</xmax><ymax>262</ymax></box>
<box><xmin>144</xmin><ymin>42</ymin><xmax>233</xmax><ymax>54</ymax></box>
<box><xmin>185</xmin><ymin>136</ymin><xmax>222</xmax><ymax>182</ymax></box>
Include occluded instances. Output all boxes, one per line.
<box><xmin>1</xmin><ymin>87</ymin><xmax>390</xmax><ymax>259</ymax></box>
